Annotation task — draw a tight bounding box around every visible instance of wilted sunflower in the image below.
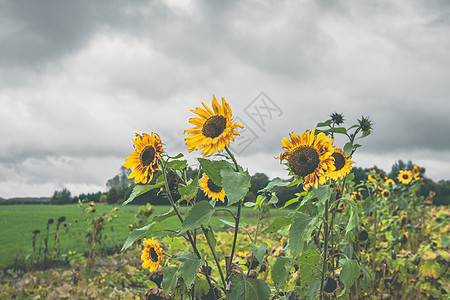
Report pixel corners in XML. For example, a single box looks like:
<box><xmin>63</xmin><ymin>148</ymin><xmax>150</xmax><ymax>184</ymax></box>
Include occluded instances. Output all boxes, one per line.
<box><xmin>141</xmin><ymin>239</ymin><xmax>163</xmax><ymax>271</ymax></box>
<box><xmin>358</xmin><ymin>230</ymin><xmax>369</xmax><ymax>244</ymax></box>
<box><xmin>398</xmin><ymin>170</ymin><xmax>413</xmax><ymax>184</ymax></box>
<box><xmin>124</xmin><ymin>133</ymin><xmax>164</xmax><ymax>184</ymax></box>
<box><xmin>323</xmin><ymin>276</ymin><xmax>339</xmax><ymax>297</ymax></box>
<box><xmin>200</xmin><ymin>173</ymin><xmax>226</xmax><ymax>202</ymax></box>
<box><xmin>381</xmin><ymin>189</ymin><xmax>391</xmax><ymax>200</ymax></box>
<box><xmin>277</xmin><ymin>129</ymin><xmax>335</xmax><ymax>190</ymax></box>
<box><xmin>184</xmin><ymin>95</ymin><xmax>243</xmax><ymax>157</ymax></box>
<box><xmin>329</xmin><ymin>148</ymin><xmax>354</xmax><ymax>180</ymax></box>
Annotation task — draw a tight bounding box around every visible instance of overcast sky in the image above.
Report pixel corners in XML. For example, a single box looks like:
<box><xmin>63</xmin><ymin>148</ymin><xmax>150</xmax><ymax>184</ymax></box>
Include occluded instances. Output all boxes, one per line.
<box><xmin>1</xmin><ymin>0</ymin><xmax>449</xmax><ymax>198</ymax></box>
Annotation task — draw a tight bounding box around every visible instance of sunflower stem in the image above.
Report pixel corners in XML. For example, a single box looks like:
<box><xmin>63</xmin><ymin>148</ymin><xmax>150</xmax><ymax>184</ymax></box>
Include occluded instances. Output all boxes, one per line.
<box><xmin>201</xmin><ymin>225</ymin><xmax>227</xmax><ymax>290</ymax></box>
<box><xmin>160</xmin><ymin>159</ymin><xmax>217</xmax><ymax>298</ymax></box>
<box><xmin>319</xmin><ymin>198</ymin><xmax>329</xmax><ymax>300</ymax></box>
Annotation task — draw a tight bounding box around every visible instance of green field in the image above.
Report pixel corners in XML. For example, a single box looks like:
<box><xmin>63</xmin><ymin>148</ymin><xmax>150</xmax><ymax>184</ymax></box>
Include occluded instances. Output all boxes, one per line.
<box><xmin>0</xmin><ymin>204</ymin><xmax>279</xmax><ymax>267</ymax></box>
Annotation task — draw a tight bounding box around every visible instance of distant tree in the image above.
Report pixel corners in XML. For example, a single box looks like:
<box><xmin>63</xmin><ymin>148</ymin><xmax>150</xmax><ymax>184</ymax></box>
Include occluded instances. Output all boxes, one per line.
<box><xmin>104</xmin><ymin>167</ymin><xmax>134</xmax><ymax>204</ymax></box>
<box><xmin>49</xmin><ymin>188</ymin><xmax>72</xmax><ymax>204</ymax></box>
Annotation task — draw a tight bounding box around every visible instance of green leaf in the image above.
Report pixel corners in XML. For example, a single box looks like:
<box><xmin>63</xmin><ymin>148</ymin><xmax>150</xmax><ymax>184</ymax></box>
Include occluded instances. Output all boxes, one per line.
<box><xmin>305</xmin><ymin>278</ymin><xmax>321</xmax><ymax>298</ymax></box>
<box><xmin>122</xmin><ymin>182</ymin><xmax>163</xmax><ymax>206</ymax></box>
<box><xmin>221</xmin><ymin>169</ymin><xmax>251</xmax><ymax>205</ymax></box>
<box><xmin>289</xmin><ymin>212</ymin><xmax>311</xmax><ymax>257</ymax></box>
<box><xmin>271</xmin><ymin>257</ymin><xmax>292</xmax><ymax>290</ymax></box>
<box><xmin>205</xmin><ymin>226</ymin><xmax>216</xmax><ymax>251</ymax></box>
<box><xmin>346</xmin><ymin>172</ymin><xmax>355</xmax><ymax>182</ymax></box>
<box><xmin>218</xmin><ymin>218</ymin><xmax>240</xmax><ymax>228</ymax></box>
<box><xmin>152</xmin><ymin>208</ymin><xmax>177</xmax><ymax>223</ymax></box>
<box><xmin>179</xmin><ymin>201</ymin><xmax>215</xmax><ymax>234</ymax></box>
<box><xmin>282</xmin><ymin>197</ymin><xmax>299</xmax><ymax>209</ymax></box>
<box><xmin>313</xmin><ymin>184</ymin><xmax>331</xmax><ymax>204</ymax></box>
<box><xmin>250</xmin><ymin>242</ymin><xmax>268</xmax><ymax>263</ymax></box>
<box><xmin>121</xmin><ymin>221</ymin><xmax>163</xmax><ymax>251</ymax></box>
<box><xmin>162</xmin><ymin>266</ymin><xmax>178</xmax><ymax>295</ymax></box>
<box><xmin>263</xmin><ymin>216</ymin><xmax>293</xmax><ymax>234</ymax></box>
<box><xmin>230</xmin><ymin>273</ymin><xmax>271</xmax><ymax>300</ymax></box>
<box><xmin>340</xmin><ymin>259</ymin><xmax>360</xmax><ymax>290</ymax></box>
<box><xmin>345</xmin><ymin>198</ymin><xmax>359</xmax><ymax>234</ymax></box>
<box><xmin>343</xmin><ymin>142</ymin><xmax>353</xmax><ymax>157</ymax></box>
<box><xmin>166</xmin><ymin>159</ymin><xmax>188</xmax><ymax>171</ymax></box>
<box><xmin>261</xmin><ymin>177</ymin><xmax>290</xmax><ymax>191</ymax></box>
<box><xmin>298</xmin><ymin>250</ymin><xmax>321</xmax><ymax>288</ymax></box>
<box><xmin>194</xmin><ymin>278</ymin><xmax>210</xmax><ymax>298</ymax></box>
<box><xmin>338</xmin><ymin>243</ymin><xmax>354</xmax><ymax>260</ymax></box>
<box><xmin>179</xmin><ymin>178</ymin><xmax>199</xmax><ymax>202</ymax></box>
<box><xmin>327</xmin><ymin>127</ymin><xmax>347</xmax><ymax>134</ymax></box>
<box><xmin>360</xmin><ymin>265</ymin><xmax>371</xmax><ymax>291</ymax></box>
<box><xmin>244</xmin><ymin>202</ymin><xmax>256</xmax><ymax>208</ymax></box>
<box><xmin>177</xmin><ymin>253</ymin><xmax>204</xmax><ymax>286</ymax></box>
<box><xmin>198</xmin><ymin>158</ymin><xmax>233</xmax><ymax>186</ymax></box>
<box><xmin>316</xmin><ymin>119</ymin><xmax>332</xmax><ymax>127</ymax></box>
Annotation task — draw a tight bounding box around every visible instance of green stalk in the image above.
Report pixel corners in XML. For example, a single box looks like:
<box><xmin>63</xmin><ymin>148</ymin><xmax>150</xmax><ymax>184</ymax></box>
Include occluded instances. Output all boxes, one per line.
<box><xmin>160</xmin><ymin>160</ymin><xmax>217</xmax><ymax>299</ymax></box>
<box><xmin>319</xmin><ymin>198</ymin><xmax>330</xmax><ymax>300</ymax></box>
<box><xmin>201</xmin><ymin>225</ymin><xmax>226</xmax><ymax>289</ymax></box>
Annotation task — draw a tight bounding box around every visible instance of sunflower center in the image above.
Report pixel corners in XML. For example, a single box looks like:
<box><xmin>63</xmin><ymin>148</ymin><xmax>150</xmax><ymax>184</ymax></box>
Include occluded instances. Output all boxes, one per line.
<box><xmin>403</xmin><ymin>174</ymin><xmax>409</xmax><ymax>179</ymax></box>
<box><xmin>288</xmin><ymin>146</ymin><xmax>320</xmax><ymax>177</ymax></box>
<box><xmin>140</xmin><ymin>146</ymin><xmax>156</xmax><ymax>167</ymax></box>
<box><xmin>149</xmin><ymin>247</ymin><xmax>159</xmax><ymax>262</ymax></box>
<box><xmin>202</xmin><ymin>115</ymin><xmax>227</xmax><ymax>138</ymax></box>
<box><xmin>207</xmin><ymin>179</ymin><xmax>223</xmax><ymax>193</ymax></box>
<box><xmin>332</xmin><ymin>152</ymin><xmax>345</xmax><ymax>171</ymax></box>
<box><xmin>383</xmin><ymin>191</ymin><xmax>390</xmax><ymax>198</ymax></box>
<box><xmin>358</xmin><ymin>230</ymin><xmax>369</xmax><ymax>242</ymax></box>
<box><xmin>324</xmin><ymin>277</ymin><xmax>338</xmax><ymax>294</ymax></box>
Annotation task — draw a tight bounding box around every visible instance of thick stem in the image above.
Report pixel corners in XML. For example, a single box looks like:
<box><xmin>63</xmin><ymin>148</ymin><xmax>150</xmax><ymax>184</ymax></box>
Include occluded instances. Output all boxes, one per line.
<box><xmin>319</xmin><ymin>199</ymin><xmax>329</xmax><ymax>300</ymax></box>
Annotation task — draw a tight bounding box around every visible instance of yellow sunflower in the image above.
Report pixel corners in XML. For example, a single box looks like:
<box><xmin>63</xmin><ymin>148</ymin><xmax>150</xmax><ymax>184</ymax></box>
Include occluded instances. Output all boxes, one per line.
<box><xmin>329</xmin><ymin>148</ymin><xmax>354</xmax><ymax>180</ymax></box>
<box><xmin>200</xmin><ymin>173</ymin><xmax>226</xmax><ymax>202</ymax></box>
<box><xmin>141</xmin><ymin>238</ymin><xmax>163</xmax><ymax>271</ymax></box>
<box><xmin>184</xmin><ymin>95</ymin><xmax>244</xmax><ymax>157</ymax></box>
<box><xmin>277</xmin><ymin>129</ymin><xmax>335</xmax><ymax>190</ymax></box>
<box><xmin>384</xmin><ymin>179</ymin><xmax>395</xmax><ymax>186</ymax></box>
<box><xmin>381</xmin><ymin>189</ymin><xmax>391</xmax><ymax>200</ymax></box>
<box><xmin>367</xmin><ymin>174</ymin><xmax>376</xmax><ymax>182</ymax></box>
<box><xmin>398</xmin><ymin>170</ymin><xmax>413</xmax><ymax>184</ymax></box>
<box><xmin>414</xmin><ymin>172</ymin><xmax>423</xmax><ymax>181</ymax></box>
<box><xmin>124</xmin><ymin>133</ymin><xmax>164</xmax><ymax>184</ymax></box>
<box><xmin>351</xmin><ymin>191</ymin><xmax>363</xmax><ymax>203</ymax></box>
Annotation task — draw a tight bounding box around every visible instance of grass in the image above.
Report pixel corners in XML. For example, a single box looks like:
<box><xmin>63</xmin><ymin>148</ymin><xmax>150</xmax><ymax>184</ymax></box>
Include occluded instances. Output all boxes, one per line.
<box><xmin>0</xmin><ymin>204</ymin><xmax>288</xmax><ymax>268</ymax></box>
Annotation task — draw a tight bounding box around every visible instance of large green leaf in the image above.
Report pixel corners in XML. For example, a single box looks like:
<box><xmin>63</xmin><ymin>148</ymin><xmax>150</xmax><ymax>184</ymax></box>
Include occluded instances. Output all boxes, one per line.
<box><xmin>316</xmin><ymin>119</ymin><xmax>332</xmax><ymax>127</ymax></box>
<box><xmin>313</xmin><ymin>184</ymin><xmax>331</xmax><ymax>204</ymax></box>
<box><xmin>121</xmin><ymin>221</ymin><xmax>163</xmax><ymax>251</ymax></box>
<box><xmin>289</xmin><ymin>212</ymin><xmax>311</xmax><ymax>257</ymax></box>
<box><xmin>298</xmin><ymin>250</ymin><xmax>321</xmax><ymax>288</ymax></box>
<box><xmin>343</xmin><ymin>142</ymin><xmax>353</xmax><ymax>157</ymax></box>
<box><xmin>122</xmin><ymin>182</ymin><xmax>163</xmax><ymax>206</ymax></box>
<box><xmin>221</xmin><ymin>169</ymin><xmax>251</xmax><ymax>205</ymax></box>
<box><xmin>345</xmin><ymin>198</ymin><xmax>359</xmax><ymax>234</ymax></box>
<box><xmin>179</xmin><ymin>201</ymin><xmax>215</xmax><ymax>234</ymax></box>
<box><xmin>166</xmin><ymin>159</ymin><xmax>188</xmax><ymax>171</ymax></box>
<box><xmin>230</xmin><ymin>273</ymin><xmax>270</xmax><ymax>300</ymax></box>
<box><xmin>179</xmin><ymin>178</ymin><xmax>199</xmax><ymax>202</ymax></box>
<box><xmin>250</xmin><ymin>242</ymin><xmax>268</xmax><ymax>263</ymax></box>
<box><xmin>271</xmin><ymin>257</ymin><xmax>292</xmax><ymax>290</ymax></box>
<box><xmin>339</xmin><ymin>259</ymin><xmax>360</xmax><ymax>291</ymax></box>
<box><xmin>198</xmin><ymin>158</ymin><xmax>233</xmax><ymax>186</ymax></box>
<box><xmin>261</xmin><ymin>177</ymin><xmax>290</xmax><ymax>192</ymax></box>
<box><xmin>263</xmin><ymin>216</ymin><xmax>293</xmax><ymax>234</ymax></box>
<box><xmin>162</xmin><ymin>266</ymin><xmax>179</xmax><ymax>296</ymax></box>
<box><xmin>177</xmin><ymin>253</ymin><xmax>204</xmax><ymax>286</ymax></box>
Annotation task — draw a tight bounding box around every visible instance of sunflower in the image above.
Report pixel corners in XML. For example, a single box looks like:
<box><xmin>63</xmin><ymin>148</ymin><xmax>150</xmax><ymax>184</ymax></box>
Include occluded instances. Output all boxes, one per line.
<box><xmin>329</xmin><ymin>148</ymin><xmax>354</xmax><ymax>180</ymax></box>
<box><xmin>323</xmin><ymin>276</ymin><xmax>339</xmax><ymax>297</ymax></box>
<box><xmin>413</xmin><ymin>165</ymin><xmax>420</xmax><ymax>174</ymax></box>
<box><xmin>414</xmin><ymin>172</ymin><xmax>423</xmax><ymax>181</ymax></box>
<box><xmin>367</xmin><ymin>174</ymin><xmax>376</xmax><ymax>182</ymax></box>
<box><xmin>398</xmin><ymin>170</ymin><xmax>413</xmax><ymax>184</ymax></box>
<box><xmin>141</xmin><ymin>238</ymin><xmax>163</xmax><ymax>271</ymax></box>
<box><xmin>199</xmin><ymin>173</ymin><xmax>226</xmax><ymax>202</ymax></box>
<box><xmin>381</xmin><ymin>189</ymin><xmax>391</xmax><ymax>200</ymax></box>
<box><xmin>184</xmin><ymin>95</ymin><xmax>243</xmax><ymax>157</ymax></box>
<box><xmin>277</xmin><ymin>129</ymin><xmax>335</xmax><ymax>190</ymax></box>
<box><xmin>124</xmin><ymin>133</ymin><xmax>164</xmax><ymax>184</ymax></box>
<box><xmin>384</xmin><ymin>179</ymin><xmax>395</xmax><ymax>186</ymax></box>
<box><xmin>351</xmin><ymin>191</ymin><xmax>363</xmax><ymax>203</ymax></box>
<box><xmin>358</xmin><ymin>230</ymin><xmax>369</xmax><ymax>244</ymax></box>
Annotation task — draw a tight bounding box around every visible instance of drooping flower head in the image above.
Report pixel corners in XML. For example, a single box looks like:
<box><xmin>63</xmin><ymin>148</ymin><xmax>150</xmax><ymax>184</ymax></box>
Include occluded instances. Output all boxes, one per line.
<box><xmin>185</xmin><ymin>95</ymin><xmax>243</xmax><ymax>157</ymax></box>
<box><xmin>124</xmin><ymin>133</ymin><xmax>164</xmax><ymax>184</ymax></box>
<box><xmin>323</xmin><ymin>276</ymin><xmax>339</xmax><ymax>297</ymax></box>
<box><xmin>381</xmin><ymin>189</ymin><xmax>391</xmax><ymax>200</ymax></box>
<box><xmin>329</xmin><ymin>148</ymin><xmax>354</xmax><ymax>180</ymax></box>
<box><xmin>141</xmin><ymin>238</ymin><xmax>163</xmax><ymax>271</ymax></box>
<box><xmin>277</xmin><ymin>129</ymin><xmax>335</xmax><ymax>190</ymax></box>
<box><xmin>200</xmin><ymin>173</ymin><xmax>226</xmax><ymax>203</ymax></box>
<box><xmin>398</xmin><ymin>170</ymin><xmax>413</xmax><ymax>185</ymax></box>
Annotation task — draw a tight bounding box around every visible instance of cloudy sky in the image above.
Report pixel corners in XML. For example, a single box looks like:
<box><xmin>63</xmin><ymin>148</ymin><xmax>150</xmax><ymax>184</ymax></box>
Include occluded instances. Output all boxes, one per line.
<box><xmin>1</xmin><ymin>0</ymin><xmax>449</xmax><ymax>198</ymax></box>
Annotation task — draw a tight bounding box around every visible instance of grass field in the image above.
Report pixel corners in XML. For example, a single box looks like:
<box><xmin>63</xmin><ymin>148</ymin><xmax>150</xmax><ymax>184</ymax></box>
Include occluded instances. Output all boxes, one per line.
<box><xmin>0</xmin><ymin>204</ymin><xmax>283</xmax><ymax>268</ymax></box>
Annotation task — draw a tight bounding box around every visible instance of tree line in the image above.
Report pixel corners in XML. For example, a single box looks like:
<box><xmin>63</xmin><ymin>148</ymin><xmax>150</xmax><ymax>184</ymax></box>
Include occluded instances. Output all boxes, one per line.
<box><xmin>42</xmin><ymin>160</ymin><xmax>450</xmax><ymax>207</ymax></box>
